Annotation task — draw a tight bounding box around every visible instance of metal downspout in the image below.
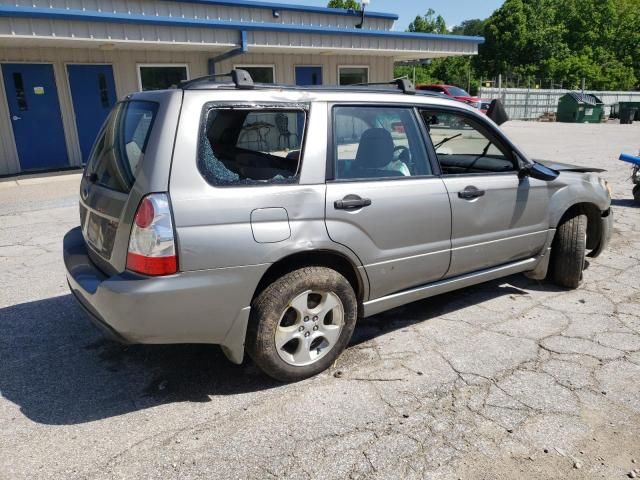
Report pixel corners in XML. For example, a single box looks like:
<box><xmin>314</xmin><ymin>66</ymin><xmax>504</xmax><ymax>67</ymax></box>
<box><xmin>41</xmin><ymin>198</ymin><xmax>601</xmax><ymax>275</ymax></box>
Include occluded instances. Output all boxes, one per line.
<box><xmin>208</xmin><ymin>30</ymin><xmax>248</xmax><ymax>74</ymax></box>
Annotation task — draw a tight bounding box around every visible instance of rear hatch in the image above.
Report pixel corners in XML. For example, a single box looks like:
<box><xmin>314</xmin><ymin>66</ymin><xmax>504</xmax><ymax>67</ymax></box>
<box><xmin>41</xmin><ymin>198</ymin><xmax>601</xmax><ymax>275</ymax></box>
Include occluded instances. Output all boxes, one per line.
<box><xmin>79</xmin><ymin>92</ymin><xmax>180</xmax><ymax>275</ymax></box>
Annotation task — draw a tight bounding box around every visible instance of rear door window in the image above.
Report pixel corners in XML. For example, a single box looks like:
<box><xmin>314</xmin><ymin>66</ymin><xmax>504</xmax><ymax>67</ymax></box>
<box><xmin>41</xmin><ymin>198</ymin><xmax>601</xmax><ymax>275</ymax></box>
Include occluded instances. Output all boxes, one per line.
<box><xmin>198</xmin><ymin>106</ymin><xmax>307</xmax><ymax>186</ymax></box>
<box><xmin>86</xmin><ymin>100</ymin><xmax>158</xmax><ymax>193</ymax></box>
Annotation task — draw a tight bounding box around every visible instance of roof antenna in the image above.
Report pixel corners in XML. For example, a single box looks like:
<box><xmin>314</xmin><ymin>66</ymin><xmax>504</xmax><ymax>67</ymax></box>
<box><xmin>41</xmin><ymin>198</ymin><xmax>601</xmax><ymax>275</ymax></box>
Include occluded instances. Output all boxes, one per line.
<box><xmin>355</xmin><ymin>0</ymin><xmax>369</xmax><ymax>29</ymax></box>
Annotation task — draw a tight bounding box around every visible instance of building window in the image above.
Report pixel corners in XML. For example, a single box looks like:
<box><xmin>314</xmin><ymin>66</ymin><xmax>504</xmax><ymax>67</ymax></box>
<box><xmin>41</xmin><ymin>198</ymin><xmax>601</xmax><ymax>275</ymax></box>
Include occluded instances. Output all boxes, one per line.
<box><xmin>138</xmin><ymin>65</ymin><xmax>188</xmax><ymax>91</ymax></box>
<box><xmin>338</xmin><ymin>66</ymin><xmax>369</xmax><ymax>86</ymax></box>
<box><xmin>234</xmin><ymin>65</ymin><xmax>275</xmax><ymax>84</ymax></box>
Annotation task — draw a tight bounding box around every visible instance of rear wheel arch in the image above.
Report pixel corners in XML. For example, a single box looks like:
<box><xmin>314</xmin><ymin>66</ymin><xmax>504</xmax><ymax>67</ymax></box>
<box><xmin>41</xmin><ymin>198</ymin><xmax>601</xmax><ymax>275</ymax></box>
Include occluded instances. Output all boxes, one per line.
<box><xmin>252</xmin><ymin>250</ymin><xmax>367</xmax><ymax>307</ymax></box>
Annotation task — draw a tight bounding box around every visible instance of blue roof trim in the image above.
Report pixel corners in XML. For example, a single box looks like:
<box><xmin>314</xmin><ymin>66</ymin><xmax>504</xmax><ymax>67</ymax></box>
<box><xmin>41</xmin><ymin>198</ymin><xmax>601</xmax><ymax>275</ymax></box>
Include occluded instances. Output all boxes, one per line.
<box><xmin>0</xmin><ymin>5</ymin><xmax>485</xmax><ymax>44</ymax></box>
<box><xmin>171</xmin><ymin>0</ymin><xmax>399</xmax><ymax>20</ymax></box>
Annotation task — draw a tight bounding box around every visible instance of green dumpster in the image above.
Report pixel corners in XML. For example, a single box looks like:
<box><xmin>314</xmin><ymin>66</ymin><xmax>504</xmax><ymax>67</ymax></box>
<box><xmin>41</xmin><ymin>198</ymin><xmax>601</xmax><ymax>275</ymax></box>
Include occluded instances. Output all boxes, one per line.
<box><xmin>619</xmin><ymin>102</ymin><xmax>640</xmax><ymax>124</ymax></box>
<box><xmin>557</xmin><ymin>92</ymin><xmax>605</xmax><ymax>123</ymax></box>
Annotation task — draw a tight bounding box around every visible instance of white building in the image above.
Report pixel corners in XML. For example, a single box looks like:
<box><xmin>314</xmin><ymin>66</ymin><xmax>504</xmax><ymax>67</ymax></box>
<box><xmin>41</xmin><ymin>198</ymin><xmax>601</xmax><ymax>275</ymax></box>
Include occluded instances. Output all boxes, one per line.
<box><xmin>0</xmin><ymin>0</ymin><xmax>483</xmax><ymax>175</ymax></box>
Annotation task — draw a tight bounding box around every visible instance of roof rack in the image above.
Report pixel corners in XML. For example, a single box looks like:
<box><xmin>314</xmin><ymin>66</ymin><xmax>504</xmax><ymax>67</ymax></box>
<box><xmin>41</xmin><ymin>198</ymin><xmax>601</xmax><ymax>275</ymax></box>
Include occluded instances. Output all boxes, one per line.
<box><xmin>179</xmin><ymin>68</ymin><xmax>254</xmax><ymax>90</ymax></box>
<box><xmin>349</xmin><ymin>78</ymin><xmax>416</xmax><ymax>95</ymax></box>
<box><xmin>179</xmin><ymin>69</ymin><xmax>430</xmax><ymax>97</ymax></box>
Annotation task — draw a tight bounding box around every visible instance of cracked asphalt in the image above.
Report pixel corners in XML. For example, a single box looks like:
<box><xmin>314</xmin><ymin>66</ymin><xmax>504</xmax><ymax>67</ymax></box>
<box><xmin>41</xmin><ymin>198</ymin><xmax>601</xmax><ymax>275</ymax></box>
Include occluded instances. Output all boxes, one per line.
<box><xmin>1</xmin><ymin>122</ymin><xmax>639</xmax><ymax>480</ymax></box>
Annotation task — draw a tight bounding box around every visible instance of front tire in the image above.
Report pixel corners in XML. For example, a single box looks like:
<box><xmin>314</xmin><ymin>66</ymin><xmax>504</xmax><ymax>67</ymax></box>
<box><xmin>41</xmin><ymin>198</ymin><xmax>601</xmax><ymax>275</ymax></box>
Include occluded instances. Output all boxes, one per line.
<box><xmin>549</xmin><ymin>211</ymin><xmax>587</xmax><ymax>289</ymax></box>
<box><xmin>246</xmin><ymin>267</ymin><xmax>357</xmax><ymax>382</ymax></box>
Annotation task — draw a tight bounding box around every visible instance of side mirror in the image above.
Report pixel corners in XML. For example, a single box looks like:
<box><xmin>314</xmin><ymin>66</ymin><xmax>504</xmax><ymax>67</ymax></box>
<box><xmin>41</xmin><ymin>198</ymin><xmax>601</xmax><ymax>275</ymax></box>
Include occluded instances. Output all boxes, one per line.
<box><xmin>519</xmin><ymin>162</ymin><xmax>559</xmax><ymax>181</ymax></box>
<box><xmin>487</xmin><ymin>99</ymin><xmax>509</xmax><ymax>125</ymax></box>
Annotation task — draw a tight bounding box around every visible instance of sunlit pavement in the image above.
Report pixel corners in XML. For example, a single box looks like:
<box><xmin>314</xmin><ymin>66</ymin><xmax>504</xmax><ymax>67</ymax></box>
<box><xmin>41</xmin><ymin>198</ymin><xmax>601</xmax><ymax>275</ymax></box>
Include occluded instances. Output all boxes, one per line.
<box><xmin>1</xmin><ymin>122</ymin><xmax>639</xmax><ymax>479</ymax></box>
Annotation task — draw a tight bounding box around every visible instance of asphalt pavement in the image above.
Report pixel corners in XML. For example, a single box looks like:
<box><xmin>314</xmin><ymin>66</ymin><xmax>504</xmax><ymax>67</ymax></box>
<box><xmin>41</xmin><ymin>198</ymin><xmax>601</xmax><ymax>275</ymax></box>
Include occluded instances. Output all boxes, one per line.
<box><xmin>1</xmin><ymin>122</ymin><xmax>639</xmax><ymax>479</ymax></box>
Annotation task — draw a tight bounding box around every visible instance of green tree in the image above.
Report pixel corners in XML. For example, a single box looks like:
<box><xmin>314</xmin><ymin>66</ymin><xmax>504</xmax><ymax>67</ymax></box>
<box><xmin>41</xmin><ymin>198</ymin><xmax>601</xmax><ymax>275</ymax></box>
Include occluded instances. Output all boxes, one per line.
<box><xmin>611</xmin><ymin>0</ymin><xmax>640</xmax><ymax>86</ymax></box>
<box><xmin>327</xmin><ymin>0</ymin><xmax>360</xmax><ymax>10</ymax></box>
<box><xmin>479</xmin><ymin>0</ymin><xmax>638</xmax><ymax>90</ymax></box>
<box><xmin>397</xmin><ymin>9</ymin><xmax>478</xmax><ymax>92</ymax></box>
<box><xmin>408</xmin><ymin>9</ymin><xmax>447</xmax><ymax>34</ymax></box>
<box><xmin>396</xmin><ymin>0</ymin><xmax>639</xmax><ymax>92</ymax></box>
<box><xmin>480</xmin><ymin>0</ymin><xmax>566</xmax><ymax>79</ymax></box>
<box><xmin>451</xmin><ymin>19</ymin><xmax>486</xmax><ymax>37</ymax></box>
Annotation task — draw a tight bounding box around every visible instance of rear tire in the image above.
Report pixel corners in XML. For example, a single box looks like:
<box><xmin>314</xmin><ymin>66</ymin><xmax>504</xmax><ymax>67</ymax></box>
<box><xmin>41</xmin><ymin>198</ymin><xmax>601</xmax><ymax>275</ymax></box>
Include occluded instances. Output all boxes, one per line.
<box><xmin>549</xmin><ymin>211</ymin><xmax>587</xmax><ymax>289</ymax></box>
<box><xmin>246</xmin><ymin>267</ymin><xmax>357</xmax><ymax>382</ymax></box>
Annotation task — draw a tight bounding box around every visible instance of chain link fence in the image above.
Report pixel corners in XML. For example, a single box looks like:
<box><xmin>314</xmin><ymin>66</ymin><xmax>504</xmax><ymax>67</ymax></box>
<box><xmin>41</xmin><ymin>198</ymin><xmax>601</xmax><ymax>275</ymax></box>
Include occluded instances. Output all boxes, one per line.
<box><xmin>478</xmin><ymin>87</ymin><xmax>640</xmax><ymax>120</ymax></box>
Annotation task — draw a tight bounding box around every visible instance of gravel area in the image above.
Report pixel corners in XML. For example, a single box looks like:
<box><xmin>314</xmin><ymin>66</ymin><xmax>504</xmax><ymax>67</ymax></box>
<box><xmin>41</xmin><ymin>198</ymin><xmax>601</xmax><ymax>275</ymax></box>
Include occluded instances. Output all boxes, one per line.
<box><xmin>1</xmin><ymin>121</ymin><xmax>639</xmax><ymax>479</ymax></box>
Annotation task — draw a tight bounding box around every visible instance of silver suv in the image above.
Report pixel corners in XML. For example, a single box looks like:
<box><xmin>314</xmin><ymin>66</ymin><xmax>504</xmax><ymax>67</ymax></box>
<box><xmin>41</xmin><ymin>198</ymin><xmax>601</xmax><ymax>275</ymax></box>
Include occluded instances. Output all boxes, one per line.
<box><xmin>64</xmin><ymin>71</ymin><xmax>613</xmax><ymax>382</ymax></box>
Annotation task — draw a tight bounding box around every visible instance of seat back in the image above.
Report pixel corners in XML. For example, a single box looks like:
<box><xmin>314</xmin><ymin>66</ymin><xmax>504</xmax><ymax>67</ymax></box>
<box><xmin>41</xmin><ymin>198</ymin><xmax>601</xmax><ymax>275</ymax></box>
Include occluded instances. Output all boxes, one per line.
<box><xmin>353</xmin><ymin>128</ymin><xmax>394</xmax><ymax>172</ymax></box>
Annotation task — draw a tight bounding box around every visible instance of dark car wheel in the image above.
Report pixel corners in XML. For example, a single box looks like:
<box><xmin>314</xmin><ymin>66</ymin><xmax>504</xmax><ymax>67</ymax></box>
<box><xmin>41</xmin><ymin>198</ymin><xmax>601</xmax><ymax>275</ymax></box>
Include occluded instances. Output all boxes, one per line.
<box><xmin>633</xmin><ymin>184</ymin><xmax>640</xmax><ymax>203</ymax></box>
<box><xmin>246</xmin><ymin>267</ymin><xmax>357</xmax><ymax>382</ymax></box>
<box><xmin>549</xmin><ymin>211</ymin><xmax>587</xmax><ymax>289</ymax></box>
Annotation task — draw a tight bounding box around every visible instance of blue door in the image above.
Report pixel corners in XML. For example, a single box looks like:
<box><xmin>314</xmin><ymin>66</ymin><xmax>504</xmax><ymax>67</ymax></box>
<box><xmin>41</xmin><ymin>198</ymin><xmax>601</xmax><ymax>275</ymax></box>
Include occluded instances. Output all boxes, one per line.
<box><xmin>67</xmin><ymin>64</ymin><xmax>117</xmax><ymax>163</ymax></box>
<box><xmin>295</xmin><ymin>66</ymin><xmax>323</xmax><ymax>86</ymax></box>
<box><xmin>1</xmin><ymin>63</ymin><xmax>68</xmax><ymax>171</ymax></box>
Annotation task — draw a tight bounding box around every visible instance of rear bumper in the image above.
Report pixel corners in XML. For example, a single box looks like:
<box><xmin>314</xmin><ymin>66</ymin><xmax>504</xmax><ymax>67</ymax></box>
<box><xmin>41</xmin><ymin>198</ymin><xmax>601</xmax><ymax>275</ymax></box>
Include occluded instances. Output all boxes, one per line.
<box><xmin>64</xmin><ymin>227</ymin><xmax>268</xmax><ymax>363</ymax></box>
<box><xmin>588</xmin><ymin>207</ymin><xmax>613</xmax><ymax>258</ymax></box>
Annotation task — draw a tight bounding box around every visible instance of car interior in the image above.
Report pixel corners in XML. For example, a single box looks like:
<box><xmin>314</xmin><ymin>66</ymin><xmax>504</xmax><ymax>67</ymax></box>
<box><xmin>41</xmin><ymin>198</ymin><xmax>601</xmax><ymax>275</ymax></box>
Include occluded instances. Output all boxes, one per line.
<box><xmin>334</xmin><ymin>107</ymin><xmax>430</xmax><ymax>180</ymax></box>
<box><xmin>199</xmin><ymin>108</ymin><xmax>304</xmax><ymax>185</ymax></box>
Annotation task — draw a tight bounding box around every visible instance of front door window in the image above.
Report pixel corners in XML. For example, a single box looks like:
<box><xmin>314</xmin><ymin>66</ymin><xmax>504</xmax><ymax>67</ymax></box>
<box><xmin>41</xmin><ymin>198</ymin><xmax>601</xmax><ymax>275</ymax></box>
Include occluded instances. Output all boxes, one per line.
<box><xmin>420</xmin><ymin>110</ymin><xmax>516</xmax><ymax>175</ymax></box>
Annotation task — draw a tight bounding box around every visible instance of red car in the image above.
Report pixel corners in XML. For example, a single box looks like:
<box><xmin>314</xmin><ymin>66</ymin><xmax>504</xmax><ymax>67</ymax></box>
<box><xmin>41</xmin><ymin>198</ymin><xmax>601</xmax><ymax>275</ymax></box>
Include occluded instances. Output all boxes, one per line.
<box><xmin>417</xmin><ymin>84</ymin><xmax>485</xmax><ymax>111</ymax></box>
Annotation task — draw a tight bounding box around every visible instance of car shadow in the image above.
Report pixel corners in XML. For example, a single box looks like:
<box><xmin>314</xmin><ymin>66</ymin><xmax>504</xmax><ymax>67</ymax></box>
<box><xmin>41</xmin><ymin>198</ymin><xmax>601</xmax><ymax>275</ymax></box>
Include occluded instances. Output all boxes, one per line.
<box><xmin>610</xmin><ymin>198</ymin><xmax>638</xmax><ymax>208</ymax></box>
<box><xmin>0</xmin><ymin>275</ymin><xmax>564</xmax><ymax>426</ymax></box>
<box><xmin>0</xmin><ymin>294</ymin><xmax>280</xmax><ymax>425</ymax></box>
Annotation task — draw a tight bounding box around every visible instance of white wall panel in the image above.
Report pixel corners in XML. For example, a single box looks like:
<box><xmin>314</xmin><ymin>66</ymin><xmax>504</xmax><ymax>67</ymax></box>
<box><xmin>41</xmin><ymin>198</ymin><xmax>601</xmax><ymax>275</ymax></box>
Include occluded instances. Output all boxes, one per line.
<box><xmin>0</xmin><ymin>0</ymin><xmax>394</xmax><ymax>31</ymax></box>
<box><xmin>0</xmin><ymin>46</ymin><xmax>396</xmax><ymax>174</ymax></box>
<box><xmin>1</xmin><ymin>17</ymin><xmax>478</xmax><ymax>59</ymax></box>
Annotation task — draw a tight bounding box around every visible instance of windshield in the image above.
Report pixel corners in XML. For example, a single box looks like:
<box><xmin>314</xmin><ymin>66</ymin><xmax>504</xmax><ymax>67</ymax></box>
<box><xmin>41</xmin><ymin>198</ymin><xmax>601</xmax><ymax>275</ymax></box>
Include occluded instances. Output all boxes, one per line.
<box><xmin>419</xmin><ymin>85</ymin><xmax>444</xmax><ymax>93</ymax></box>
<box><xmin>447</xmin><ymin>86</ymin><xmax>471</xmax><ymax>97</ymax></box>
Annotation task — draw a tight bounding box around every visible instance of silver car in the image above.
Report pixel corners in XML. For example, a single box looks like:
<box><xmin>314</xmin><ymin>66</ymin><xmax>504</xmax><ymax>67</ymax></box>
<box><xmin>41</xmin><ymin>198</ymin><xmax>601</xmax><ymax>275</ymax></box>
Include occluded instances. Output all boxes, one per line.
<box><xmin>64</xmin><ymin>72</ymin><xmax>613</xmax><ymax>382</ymax></box>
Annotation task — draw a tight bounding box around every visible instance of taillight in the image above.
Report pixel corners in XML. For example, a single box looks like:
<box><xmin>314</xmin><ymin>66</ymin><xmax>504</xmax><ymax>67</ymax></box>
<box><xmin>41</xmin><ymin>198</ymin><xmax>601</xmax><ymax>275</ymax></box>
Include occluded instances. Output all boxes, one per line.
<box><xmin>126</xmin><ymin>193</ymin><xmax>178</xmax><ymax>276</ymax></box>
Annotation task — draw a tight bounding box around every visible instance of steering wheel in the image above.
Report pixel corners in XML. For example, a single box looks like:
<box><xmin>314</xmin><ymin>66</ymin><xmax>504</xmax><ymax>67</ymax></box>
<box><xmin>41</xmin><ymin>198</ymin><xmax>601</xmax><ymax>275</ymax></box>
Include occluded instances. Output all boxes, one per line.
<box><xmin>393</xmin><ymin>145</ymin><xmax>411</xmax><ymax>162</ymax></box>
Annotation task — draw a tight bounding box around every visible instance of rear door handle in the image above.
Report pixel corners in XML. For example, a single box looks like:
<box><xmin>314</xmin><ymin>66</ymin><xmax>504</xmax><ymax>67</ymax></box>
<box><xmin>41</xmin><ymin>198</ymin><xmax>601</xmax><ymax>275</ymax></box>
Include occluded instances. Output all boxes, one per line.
<box><xmin>334</xmin><ymin>195</ymin><xmax>372</xmax><ymax>210</ymax></box>
<box><xmin>458</xmin><ymin>186</ymin><xmax>485</xmax><ymax>199</ymax></box>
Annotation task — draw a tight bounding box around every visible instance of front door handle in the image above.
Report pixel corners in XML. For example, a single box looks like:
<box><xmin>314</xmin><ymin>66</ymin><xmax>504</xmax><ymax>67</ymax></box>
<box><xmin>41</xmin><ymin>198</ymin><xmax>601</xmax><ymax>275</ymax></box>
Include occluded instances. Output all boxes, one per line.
<box><xmin>334</xmin><ymin>194</ymin><xmax>372</xmax><ymax>210</ymax></box>
<box><xmin>458</xmin><ymin>186</ymin><xmax>485</xmax><ymax>200</ymax></box>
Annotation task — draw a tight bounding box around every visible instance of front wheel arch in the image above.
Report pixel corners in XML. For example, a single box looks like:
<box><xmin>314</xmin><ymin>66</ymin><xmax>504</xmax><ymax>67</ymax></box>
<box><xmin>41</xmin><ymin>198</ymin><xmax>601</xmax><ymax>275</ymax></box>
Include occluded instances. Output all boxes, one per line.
<box><xmin>554</xmin><ymin>202</ymin><xmax>603</xmax><ymax>252</ymax></box>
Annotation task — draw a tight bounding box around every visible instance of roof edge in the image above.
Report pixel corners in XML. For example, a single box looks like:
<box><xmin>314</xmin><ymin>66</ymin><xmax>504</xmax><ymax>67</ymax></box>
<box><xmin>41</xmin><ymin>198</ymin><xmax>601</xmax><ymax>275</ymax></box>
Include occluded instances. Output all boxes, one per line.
<box><xmin>173</xmin><ymin>0</ymin><xmax>400</xmax><ymax>20</ymax></box>
<box><xmin>0</xmin><ymin>5</ymin><xmax>485</xmax><ymax>43</ymax></box>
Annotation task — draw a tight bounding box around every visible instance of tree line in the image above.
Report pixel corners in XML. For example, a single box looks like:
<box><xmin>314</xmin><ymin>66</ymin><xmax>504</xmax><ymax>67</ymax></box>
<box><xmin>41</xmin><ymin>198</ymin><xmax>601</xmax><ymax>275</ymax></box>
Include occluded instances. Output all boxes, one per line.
<box><xmin>330</xmin><ymin>0</ymin><xmax>640</xmax><ymax>92</ymax></box>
